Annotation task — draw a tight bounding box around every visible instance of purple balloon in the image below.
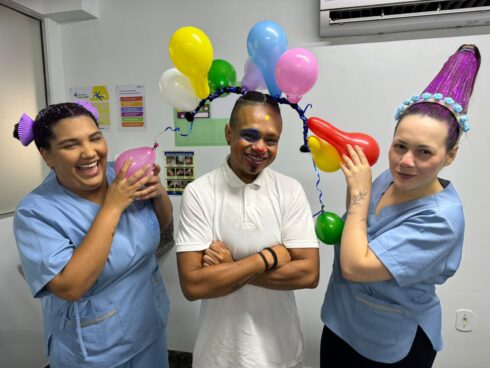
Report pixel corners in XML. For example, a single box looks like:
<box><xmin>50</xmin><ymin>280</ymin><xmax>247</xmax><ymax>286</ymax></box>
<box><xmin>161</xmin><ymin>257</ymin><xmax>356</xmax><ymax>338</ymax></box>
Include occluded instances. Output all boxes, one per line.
<box><xmin>241</xmin><ymin>58</ymin><xmax>266</xmax><ymax>91</ymax></box>
<box><xmin>115</xmin><ymin>146</ymin><xmax>156</xmax><ymax>178</ymax></box>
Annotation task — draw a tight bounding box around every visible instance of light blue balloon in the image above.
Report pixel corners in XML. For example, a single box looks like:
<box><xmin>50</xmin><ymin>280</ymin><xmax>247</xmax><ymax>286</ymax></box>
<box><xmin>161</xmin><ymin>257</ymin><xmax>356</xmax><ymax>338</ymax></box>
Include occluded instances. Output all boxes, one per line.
<box><xmin>247</xmin><ymin>20</ymin><xmax>288</xmax><ymax>97</ymax></box>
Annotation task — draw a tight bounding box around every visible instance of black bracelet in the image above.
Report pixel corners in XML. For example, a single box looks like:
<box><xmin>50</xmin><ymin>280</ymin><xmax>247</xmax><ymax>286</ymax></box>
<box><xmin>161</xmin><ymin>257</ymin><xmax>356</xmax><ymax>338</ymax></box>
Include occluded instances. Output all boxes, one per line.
<box><xmin>264</xmin><ymin>247</ymin><xmax>278</xmax><ymax>269</ymax></box>
<box><xmin>257</xmin><ymin>251</ymin><xmax>269</xmax><ymax>270</ymax></box>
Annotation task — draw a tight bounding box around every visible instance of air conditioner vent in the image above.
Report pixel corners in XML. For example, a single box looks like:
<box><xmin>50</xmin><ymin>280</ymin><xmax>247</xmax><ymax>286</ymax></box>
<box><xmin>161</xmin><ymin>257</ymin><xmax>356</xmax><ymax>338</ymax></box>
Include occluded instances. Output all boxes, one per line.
<box><xmin>329</xmin><ymin>0</ymin><xmax>490</xmax><ymax>23</ymax></box>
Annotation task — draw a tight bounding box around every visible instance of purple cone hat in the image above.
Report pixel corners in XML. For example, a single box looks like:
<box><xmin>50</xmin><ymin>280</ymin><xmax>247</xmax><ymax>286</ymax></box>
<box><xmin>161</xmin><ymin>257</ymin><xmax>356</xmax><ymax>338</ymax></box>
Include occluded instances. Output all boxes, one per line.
<box><xmin>395</xmin><ymin>45</ymin><xmax>480</xmax><ymax>132</ymax></box>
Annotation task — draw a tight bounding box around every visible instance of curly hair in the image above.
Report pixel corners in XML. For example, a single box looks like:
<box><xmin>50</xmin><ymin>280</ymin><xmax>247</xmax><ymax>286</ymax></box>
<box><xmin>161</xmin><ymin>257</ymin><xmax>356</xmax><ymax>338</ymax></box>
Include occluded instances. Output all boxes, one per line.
<box><xmin>13</xmin><ymin>102</ymin><xmax>98</xmax><ymax>150</ymax></box>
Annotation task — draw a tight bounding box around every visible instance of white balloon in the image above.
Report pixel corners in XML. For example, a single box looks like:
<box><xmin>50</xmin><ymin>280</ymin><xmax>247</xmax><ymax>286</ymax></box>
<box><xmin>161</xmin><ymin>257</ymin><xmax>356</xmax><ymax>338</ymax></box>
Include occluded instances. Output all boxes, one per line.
<box><xmin>159</xmin><ymin>68</ymin><xmax>200</xmax><ymax>111</ymax></box>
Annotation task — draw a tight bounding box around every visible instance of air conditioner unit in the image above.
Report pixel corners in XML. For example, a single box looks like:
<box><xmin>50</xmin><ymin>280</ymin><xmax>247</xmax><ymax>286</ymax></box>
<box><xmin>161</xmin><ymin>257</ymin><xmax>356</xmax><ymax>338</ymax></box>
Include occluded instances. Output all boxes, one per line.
<box><xmin>320</xmin><ymin>0</ymin><xmax>490</xmax><ymax>37</ymax></box>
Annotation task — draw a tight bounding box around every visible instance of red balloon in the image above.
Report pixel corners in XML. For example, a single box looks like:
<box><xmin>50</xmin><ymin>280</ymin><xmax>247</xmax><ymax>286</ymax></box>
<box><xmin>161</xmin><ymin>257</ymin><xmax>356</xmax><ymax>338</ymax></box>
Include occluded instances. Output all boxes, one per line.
<box><xmin>307</xmin><ymin>117</ymin><xmax>380</xmax><ymax>166</ymax></box>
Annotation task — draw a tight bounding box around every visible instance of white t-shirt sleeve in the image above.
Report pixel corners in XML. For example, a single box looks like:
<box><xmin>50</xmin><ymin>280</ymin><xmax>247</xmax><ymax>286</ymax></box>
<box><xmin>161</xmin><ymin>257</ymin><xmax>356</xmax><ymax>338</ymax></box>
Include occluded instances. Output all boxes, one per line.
<box><xmin>175</xmin><ymin>184</ymin><xmax>213</xmax><ymax>252</ymax></box>
<box><xmin>281</xmin><ymin>182</ymin><xmax>319</xmax><ymax>249</ymax></box>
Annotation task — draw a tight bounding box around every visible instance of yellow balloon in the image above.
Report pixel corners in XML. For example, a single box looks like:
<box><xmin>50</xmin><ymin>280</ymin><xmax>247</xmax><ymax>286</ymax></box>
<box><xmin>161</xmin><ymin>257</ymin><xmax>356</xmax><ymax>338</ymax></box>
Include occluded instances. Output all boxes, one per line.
<box><xmin>169</xmin><ymin>26</ymin><xmax>213</xmax><ymax>99</ymax></box>
<box><xmin>308</xmin><ymin>136</ymin><xmax>341</xmax><ymax>172</ymax></box>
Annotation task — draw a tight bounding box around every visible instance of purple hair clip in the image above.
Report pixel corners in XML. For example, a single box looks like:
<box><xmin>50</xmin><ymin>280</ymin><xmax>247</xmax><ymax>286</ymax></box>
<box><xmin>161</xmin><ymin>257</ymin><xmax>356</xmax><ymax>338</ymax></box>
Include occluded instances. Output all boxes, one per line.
<box><xmin>17</xmin><ymin>113</ymin><xmax>35</xmax><ymax>146</ymax></box>
<box><xmin>74</xmin><ymin>100</ymin><xmax>100</xmax><ymax>121</ymax></box>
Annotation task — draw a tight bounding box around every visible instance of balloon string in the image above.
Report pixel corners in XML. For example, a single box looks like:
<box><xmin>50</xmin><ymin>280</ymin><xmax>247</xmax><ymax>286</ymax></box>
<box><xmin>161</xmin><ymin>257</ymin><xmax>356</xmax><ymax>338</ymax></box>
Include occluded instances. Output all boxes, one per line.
<box><xmin>311</xmin><ymin>157</ymin><xmax>326</xmax><ymax>217</ymax></box>
<box><xmin>152</xmin><ymin>120</ymin><xmax>196</xmax><ymax>147</ymax></box>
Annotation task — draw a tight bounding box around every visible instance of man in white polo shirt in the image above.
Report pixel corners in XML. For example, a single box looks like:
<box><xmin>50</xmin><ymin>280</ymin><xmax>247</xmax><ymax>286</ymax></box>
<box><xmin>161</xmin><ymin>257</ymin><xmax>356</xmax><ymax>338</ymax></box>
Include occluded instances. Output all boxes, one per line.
<box><xmin>176</xmin><ymin>91</ymin><xmax>320</xmax><ymax>368</ymax></box>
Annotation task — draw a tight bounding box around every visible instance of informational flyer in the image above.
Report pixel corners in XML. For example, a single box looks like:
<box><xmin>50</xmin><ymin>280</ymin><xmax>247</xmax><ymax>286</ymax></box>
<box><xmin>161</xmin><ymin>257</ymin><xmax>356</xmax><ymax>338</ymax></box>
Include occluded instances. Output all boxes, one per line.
<box><xmin>116</xmin><ymin>84</ymin><xmax>145</xmax><ymax>128</ymax></box>
<box><xmin>70</xmin><ymin>85</ymin><xmax>111</xmax><ymax>130</ymax></box>
<box><xmin>164</xmin><ymin>151</ymin><xmax>195</xmax><ymax>195</ymax></box>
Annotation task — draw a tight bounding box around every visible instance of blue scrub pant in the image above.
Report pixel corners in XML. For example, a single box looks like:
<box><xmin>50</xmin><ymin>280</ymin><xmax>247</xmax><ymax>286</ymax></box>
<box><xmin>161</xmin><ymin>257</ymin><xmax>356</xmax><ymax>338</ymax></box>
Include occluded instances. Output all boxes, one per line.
<box><xmin>49</xmin><ymin>331</ymin><xmax>168</xmax><ymax>368</ymax></box>
<box><xmin>116</xmin><ymin>332</ymin><xmax>169</xmax><ymax>368</ymax></box>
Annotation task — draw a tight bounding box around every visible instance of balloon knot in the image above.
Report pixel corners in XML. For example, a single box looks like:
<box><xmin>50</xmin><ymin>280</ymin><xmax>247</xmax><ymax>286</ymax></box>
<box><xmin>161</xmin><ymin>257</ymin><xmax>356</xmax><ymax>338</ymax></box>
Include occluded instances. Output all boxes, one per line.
<box><xmin>300</xmin><ymin>144</ymin><xmax>310</xmax><ymax>153</ymax></box>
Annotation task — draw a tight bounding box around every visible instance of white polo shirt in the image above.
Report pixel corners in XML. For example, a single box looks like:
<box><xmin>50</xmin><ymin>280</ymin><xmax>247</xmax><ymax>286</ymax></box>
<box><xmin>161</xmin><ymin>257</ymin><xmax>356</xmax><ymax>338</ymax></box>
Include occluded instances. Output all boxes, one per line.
<box><xmin>176</xmin><ymin>160</ymin><xmax>318</xmax><ymax>368</ymax></box>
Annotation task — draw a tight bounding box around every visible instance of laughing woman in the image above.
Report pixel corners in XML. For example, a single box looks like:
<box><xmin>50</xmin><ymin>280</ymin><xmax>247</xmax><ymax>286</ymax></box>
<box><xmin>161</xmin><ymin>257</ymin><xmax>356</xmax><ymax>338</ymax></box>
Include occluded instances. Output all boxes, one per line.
<box><xmin>12</xmin><ymin>102</ymin><xmax>172</xmax><ymax>368</ymax></box>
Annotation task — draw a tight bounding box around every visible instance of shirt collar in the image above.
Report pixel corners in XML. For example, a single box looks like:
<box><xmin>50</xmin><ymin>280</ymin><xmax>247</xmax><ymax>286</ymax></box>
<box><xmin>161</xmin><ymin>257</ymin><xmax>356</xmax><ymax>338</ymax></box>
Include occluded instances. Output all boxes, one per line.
<box><xmin>222</xmin><ymin>155</ymin><xmax>265</xmax><ymax>190</ymax></box>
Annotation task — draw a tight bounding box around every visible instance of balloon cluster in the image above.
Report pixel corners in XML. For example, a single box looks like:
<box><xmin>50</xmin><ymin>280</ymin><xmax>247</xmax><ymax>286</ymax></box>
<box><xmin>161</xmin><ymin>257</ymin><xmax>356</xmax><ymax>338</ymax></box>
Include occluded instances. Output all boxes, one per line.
<box><xmin>159</xmin><ymin>21</ymin><xmax>319</xmax><ymax>111</ymax></box>
<box><xmin>155</xmin><ymin>21</ymin><xmax>382</xmax><ymax>246</ymax></box>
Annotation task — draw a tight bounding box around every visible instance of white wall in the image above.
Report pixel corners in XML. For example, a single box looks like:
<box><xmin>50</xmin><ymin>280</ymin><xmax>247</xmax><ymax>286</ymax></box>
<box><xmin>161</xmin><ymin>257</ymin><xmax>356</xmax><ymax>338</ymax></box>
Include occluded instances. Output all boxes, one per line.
<box><xmin>2</xmin><ymin>0</ymin><xmax>490</xmax><ymax>367</ymax></box>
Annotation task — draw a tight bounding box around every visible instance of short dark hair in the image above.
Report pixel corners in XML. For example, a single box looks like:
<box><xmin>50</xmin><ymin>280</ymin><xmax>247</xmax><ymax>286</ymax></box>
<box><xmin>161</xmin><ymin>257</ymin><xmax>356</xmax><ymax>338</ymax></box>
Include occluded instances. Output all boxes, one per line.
<box><xmin>229</xmin><ymin>91</ymin><xmax>281</xmax><ymax>128</ymax></box>
<box><xmin>13</xmin><ymin>102</ymin><xmax>98</xmax><ymax>150</ymax></box>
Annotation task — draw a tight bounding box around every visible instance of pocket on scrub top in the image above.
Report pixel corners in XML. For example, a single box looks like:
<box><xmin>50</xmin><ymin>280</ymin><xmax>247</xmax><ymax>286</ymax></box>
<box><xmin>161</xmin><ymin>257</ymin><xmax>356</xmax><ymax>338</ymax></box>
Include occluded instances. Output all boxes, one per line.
<box><xmin>52</xmin><ymin>303</ymin><xmax>128</xmax><ymax>365</ymax></box>
<box><xmin>351</xmin><ymin>291</ymin><xmax>403</xmax><ymax>349</ymax></box>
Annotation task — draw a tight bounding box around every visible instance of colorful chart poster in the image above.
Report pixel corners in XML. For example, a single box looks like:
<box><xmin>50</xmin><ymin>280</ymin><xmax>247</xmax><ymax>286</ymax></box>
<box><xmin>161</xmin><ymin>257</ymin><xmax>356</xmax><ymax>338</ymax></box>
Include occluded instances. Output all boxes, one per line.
<box><xmin>70</xmin><ymin>85</ymin><xmax>111</xmax><ymax>130</ymax></box>
<box><xmin>164</xmin><ymin>151</ymin><xmax>195</xmax><ymax>195</ymax></box>
<box><xmin>116</xmin><ymin>85</ymin><xmax>145</xmax><ymax>128</ymax></box>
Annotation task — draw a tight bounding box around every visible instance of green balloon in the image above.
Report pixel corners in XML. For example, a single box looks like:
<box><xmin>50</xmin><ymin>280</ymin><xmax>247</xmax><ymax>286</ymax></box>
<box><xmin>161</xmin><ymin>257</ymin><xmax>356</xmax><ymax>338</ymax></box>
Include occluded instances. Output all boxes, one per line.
<box><xmin>315</xmin><ymin>211</ymin><xmax>344</xmax><ymax>245</ymax></box>
<box><xmin>208</xmin><ymin>59</ymin><xmax>237</xmax><ymax>95</ymax></box>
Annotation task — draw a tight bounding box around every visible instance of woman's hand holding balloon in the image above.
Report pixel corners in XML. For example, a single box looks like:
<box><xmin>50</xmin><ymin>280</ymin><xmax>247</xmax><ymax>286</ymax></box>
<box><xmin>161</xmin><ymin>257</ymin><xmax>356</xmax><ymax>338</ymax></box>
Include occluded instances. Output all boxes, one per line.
<box><xmin>104</xmin><ymin>159</ymin><xmax>154</xmax><ymax>213</ymax></box>
<box><xmin>134</xmin><ymin>164</ymin><xmax>168</xmax><ymax>201</ymax></box>
<box><xmin>341</xmin><ymin>145</ymin><xmax>372</xmax><ymax>208</ymax></box>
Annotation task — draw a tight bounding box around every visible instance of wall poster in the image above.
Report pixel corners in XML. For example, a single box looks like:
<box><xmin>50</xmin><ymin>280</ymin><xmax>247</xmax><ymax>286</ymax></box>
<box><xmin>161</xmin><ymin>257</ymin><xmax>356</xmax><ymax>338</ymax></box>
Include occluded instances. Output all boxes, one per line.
<box><xmin>164</xmin><ymin>151</ymin><xmax>195</xmax><ymax>195</ymax></box>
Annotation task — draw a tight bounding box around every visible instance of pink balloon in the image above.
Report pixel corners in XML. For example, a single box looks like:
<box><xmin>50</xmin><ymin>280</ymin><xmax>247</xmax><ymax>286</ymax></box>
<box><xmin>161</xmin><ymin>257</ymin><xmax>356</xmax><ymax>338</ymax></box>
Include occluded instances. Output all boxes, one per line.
<box><xmin>275</xmin><ymin>48</ymin><xmax>318</xmax><ymax>104</ymax></box>
<box><xmin>241</xmin><ymin>58</ymin><xmax>266</xmax><ymax>91</ymax></box>
<box><xmin>115</xmin><ymin>146</ymin><xmax>156</xmax><ymax>178</ymax></box>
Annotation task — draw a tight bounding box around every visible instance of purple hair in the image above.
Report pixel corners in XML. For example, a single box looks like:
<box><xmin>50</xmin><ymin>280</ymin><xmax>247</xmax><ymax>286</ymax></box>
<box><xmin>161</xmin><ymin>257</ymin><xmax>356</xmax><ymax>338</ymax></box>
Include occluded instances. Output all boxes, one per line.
<box><xmin>398</xmin><ymin>44</ymin><xmax>481</xmax><ymax>150</ymax></box>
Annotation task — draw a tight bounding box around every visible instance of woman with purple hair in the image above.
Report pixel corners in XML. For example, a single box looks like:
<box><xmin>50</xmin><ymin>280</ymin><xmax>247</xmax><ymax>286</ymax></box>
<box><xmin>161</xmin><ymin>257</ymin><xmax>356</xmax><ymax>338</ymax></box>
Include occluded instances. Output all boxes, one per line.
<box><xmin>12</xmin><ymin>102</ymin><xmax>173</xmax><ymax>367</ymax></box>
<box><xmin>320</xmin><ymin>45</ymin><xmax>481</xmax><ymax>367</ymax></box>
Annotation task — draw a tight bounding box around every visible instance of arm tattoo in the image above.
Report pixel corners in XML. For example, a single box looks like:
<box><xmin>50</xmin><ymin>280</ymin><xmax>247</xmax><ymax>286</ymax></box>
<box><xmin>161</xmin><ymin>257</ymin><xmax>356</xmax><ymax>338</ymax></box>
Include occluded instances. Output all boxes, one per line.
<box><xmin>350</xmin><ymin>191</ymin><xmax>368</xmax><ymax>208</ymax></box>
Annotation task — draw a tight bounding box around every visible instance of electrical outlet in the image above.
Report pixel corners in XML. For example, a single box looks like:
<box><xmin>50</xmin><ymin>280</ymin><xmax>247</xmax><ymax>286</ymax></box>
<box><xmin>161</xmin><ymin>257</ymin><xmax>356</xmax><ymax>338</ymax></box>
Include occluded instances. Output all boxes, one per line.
<box><xmin>455</xmin><ymin>309</ymin><xmax>474</xmax><ymax>332</ymax></box>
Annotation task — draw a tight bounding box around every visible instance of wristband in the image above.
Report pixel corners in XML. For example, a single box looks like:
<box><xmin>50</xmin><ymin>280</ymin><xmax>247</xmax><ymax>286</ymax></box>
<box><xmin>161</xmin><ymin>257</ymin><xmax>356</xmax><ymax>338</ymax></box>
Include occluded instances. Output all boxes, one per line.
<box><xmin>263</xmin><ymin>247</ymin><xmax>278</xmax><ymax>269</ymax></box>
<box><xmin>257</xmin><ymin>251</ymin><xmax>269</xmax><ymax>270</ymax></box>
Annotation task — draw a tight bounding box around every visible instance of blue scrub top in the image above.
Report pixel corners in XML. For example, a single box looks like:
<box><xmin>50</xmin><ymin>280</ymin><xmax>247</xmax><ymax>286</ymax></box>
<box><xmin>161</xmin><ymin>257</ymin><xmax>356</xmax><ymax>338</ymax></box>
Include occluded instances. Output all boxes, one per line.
<box><xmin>14</xmin><ymin>162</ymin><xmax>169</xmax><ymax>368</ymax></box>
<box><xmin>321</xmin><ymin>169</ymin><xmax>464</xmax><ymax>363</ymax></box>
